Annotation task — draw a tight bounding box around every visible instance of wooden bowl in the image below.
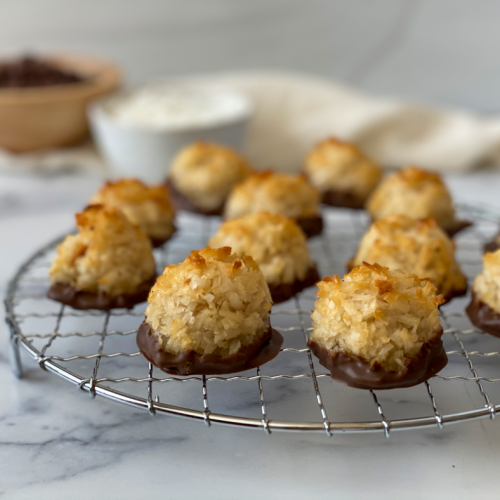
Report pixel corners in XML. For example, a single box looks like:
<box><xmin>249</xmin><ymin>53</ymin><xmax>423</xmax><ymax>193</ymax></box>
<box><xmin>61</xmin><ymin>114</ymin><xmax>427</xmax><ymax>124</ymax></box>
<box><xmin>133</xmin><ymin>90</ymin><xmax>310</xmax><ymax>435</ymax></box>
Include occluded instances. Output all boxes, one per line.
<box><xmin>0</xmin><ymin>54</ymin><xmax>121</xmax><ymax>152</ymax></box>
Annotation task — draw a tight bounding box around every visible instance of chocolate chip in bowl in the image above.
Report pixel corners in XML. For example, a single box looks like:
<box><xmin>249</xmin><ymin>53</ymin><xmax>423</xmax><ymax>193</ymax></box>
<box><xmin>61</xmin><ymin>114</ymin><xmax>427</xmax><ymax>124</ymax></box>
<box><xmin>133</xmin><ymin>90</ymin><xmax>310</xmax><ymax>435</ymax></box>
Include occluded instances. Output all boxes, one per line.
<box><xmin>0</xmin><ymin>56</ymin><xmax>87</xmax><ymax>88</ymax></box>
<box><xmin>0</xmin><ymin>53</ymin><xmax>120</xmax><ymax>152</ymax></box>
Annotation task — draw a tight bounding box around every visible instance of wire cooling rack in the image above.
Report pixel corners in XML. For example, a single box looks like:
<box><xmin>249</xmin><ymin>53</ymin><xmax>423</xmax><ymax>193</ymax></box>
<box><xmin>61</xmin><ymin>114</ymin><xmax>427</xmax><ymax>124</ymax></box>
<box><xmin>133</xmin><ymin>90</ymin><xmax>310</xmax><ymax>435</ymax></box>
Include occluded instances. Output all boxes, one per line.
<box><xmin>5</xmin><ymin>204</ymin><xmax>500</xmax><ymax>437</ymax></box>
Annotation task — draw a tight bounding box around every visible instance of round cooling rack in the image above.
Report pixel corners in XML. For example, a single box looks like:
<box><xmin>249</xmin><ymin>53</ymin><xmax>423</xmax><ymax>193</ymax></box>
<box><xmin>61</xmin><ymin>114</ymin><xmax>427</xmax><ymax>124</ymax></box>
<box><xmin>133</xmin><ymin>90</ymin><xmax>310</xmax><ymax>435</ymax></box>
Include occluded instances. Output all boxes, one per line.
<box><xmin>5</xmin><ymin>204</ymin><xmax>500</xmax><ymax>437</ymax></box>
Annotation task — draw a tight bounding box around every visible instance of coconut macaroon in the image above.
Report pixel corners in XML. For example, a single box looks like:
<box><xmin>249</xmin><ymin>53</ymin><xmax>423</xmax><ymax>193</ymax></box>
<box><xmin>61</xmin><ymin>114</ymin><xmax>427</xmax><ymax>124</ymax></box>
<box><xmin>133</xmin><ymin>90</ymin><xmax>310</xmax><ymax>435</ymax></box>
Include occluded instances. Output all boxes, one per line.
<box><xmin>304</xmin><ymin>137</ymin><xmax>382</xmax><ymax>209</ymax></box>
<box><xmin>366</xmin><ymin>166</ymin><xmax>470</xmax><ymax>237</ymax></box>
<box><xmin>349</xmin><ymin>215</ymin><xmax>467</xmax><ymax>303</ymax></box>
<box><xmin>166</xmin><ymin>142</ymin><xmax>252</xmax><ymax>215</ymax></box>
<box><xmin>467</xmin><ymin>249</ymin><xmax>500</xmax><ymax>338</ymax></box>
<box><xmin>48</xmin><ymin>205</ymin><xmax>156</xmax><ymax>310</ymax></box>
<box><xmin>90</xmin><ymin>178</ymin><xmax>176</xmax><ymax>247</ymax></box>
<box><xmin>308</xmin><ymin>263</ymin><xmax>447</xmax><ymax>390</ymax></box>
<box><xmin>209</xmin><ymin>212</ymin><xmax>320</xmax><ymax>303</ymax></box>
<box><xmin>224</xmin><ymin>171</ymin><xmax>323</xmax><ymax>238</ymax></box>
<box><xmin>136</xmin><ymin>247</ymin><xmax>283</xmax><ymax>375</ymax></box>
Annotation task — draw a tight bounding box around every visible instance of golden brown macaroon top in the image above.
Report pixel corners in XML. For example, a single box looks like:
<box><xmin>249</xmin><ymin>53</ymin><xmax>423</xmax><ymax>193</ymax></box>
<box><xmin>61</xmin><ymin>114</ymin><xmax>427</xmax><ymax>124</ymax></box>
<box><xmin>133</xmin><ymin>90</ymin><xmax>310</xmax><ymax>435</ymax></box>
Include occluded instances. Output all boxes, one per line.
<box><xmin>49</xmin><ymin>205</ymin><xmax>156</xmax><ymax>297</ymax></box>
<box><xmin>366</xmin><ymin>166</ymin><xmax>459</xmax><ymax>230</ymax></box>
<box><xmin>209</xmin><ymin>212</ymin><xmax>313</xmax><ymax>285</ymax></box>
<box><xmin>350</xmin><ymin>215</ymin><xmax>467</xmax><ymax>301</ymax></box>
<box><xmin>305</xmin><ymin>138</ymin><xmax>382</xmax><ymax>200</ymax></box>
<box><xmin>310</xmin><ymin>263</ymin><xmax>444</xmax><ymax>372</ymax></box>
<box><xmin>473</xmin><ymin>249</ymin><xmax>500</xmax><ymax>313</ymax></box>
<box><xmin>169</xmin><ymin>142</ymin><xmax>252</xmax><ymax>211</ymax></box>
<box><xmin>91</xmin><ymin>178</ymin><xmax>175</xmax><ymax>241</ymax></box>
<box><xmin>145</xmin><ymin>246</ymin><xmax>272</xmax><ymax>357</ymax></box>
<box><xmin>224</xmin><ymin>171</ymin><xmax>320</xmax><ymax>220</ymax></box>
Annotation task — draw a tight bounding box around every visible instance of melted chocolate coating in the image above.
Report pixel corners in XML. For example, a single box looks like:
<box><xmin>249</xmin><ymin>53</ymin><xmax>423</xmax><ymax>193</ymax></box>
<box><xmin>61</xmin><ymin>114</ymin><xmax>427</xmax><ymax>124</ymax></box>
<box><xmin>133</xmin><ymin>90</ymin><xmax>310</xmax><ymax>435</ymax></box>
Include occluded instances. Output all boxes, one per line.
<box><xmin>322</xmin><ymin>189</ymin><xmax>366</xmax><ymax>210</ymax></box>
<box><xmin>150</xmin><ymin>228</ymin><xmax>176</xmax><ymax>249</ymax></box>
<box><xmin>137</xmin><ymin>321</ymin><xmax>284</xmax><ymax>375</ymax></box>
<box><xmin>484</xmin><ymin>238</ymin><xmax>500</xmax><ymax>254</ymax></box>
<box><xmin>308</xmin><ymin>333</ymin><xmax>447</xmax><ymax>390</ymax></box>
<box><xmin>445</xmin><ymin>220</ymin><xmax>472</xmax><ymax>238</ymax></box>
<box><xmin>295</xmin><ymin>215</ymin><xmax>323</xmax><ymax>238</ymax></box>
<box><xmin>166</xmin><ymin>178</ymin><xmax>225</xmax><ymax>216</ymax></box>
<box><xmin>466</xmin><ymin>289</ymin><xmax>500</xmax><ymax>338</ymax></box>
<box><xmin>47</xmin><ymin>275</ymin><xmax>156</xmax><ymax>310</ymax></box>
<box><xmin>442</xmin><ymin>283</ymin><xmax>468</xmax><ymax>304</ymax></box>
<box><xmin>268</xmin><ymin>265</ymin><xmax>320</xmax><ymax>304</ymax></box>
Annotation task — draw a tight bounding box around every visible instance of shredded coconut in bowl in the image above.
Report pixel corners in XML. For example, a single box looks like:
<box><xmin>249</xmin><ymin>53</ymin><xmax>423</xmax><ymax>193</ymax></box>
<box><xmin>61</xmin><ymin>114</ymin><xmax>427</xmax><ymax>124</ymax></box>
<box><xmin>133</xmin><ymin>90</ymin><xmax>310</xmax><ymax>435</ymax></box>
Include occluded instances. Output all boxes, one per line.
<box><xmin>103</xmin><ymin>84</ymin><xmax>251</xmax><ymax>129</ymax></box>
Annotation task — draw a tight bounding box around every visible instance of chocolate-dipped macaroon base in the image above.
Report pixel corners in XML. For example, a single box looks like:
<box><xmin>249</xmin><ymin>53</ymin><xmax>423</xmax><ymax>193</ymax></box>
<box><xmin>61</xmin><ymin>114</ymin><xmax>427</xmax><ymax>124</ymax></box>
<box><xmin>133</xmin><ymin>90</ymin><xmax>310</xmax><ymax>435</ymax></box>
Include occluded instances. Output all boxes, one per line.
<box><xmin>268</xmin><ymin>266</ymin><xmax>320</xmax><ymax>304</ymax></box>
<box><xmin>442</xmin><ymin>284</ymin><xmax>468</xmax><ymax>304</ymax></box>
<box><xmin>308</xmin><ymin>333</ymin><xmax>448</xmax><ymax>390</ymax></box>
<box><xmin>166</xmin><ymin>179</ymin><xmax>224</xmax><ymax>216</ymax></box>
<box><xmin>446</xmin><ymin>220</ymin><xmax>472</xmax><ymax>238</ymax></box>
<box><xmin>484</xmin><ymin>238</ymin><xmax>500</xmax><ymax>254</ymax></box>
<box><xmin>321</xmin><ymin>189</ymin><xmax>366</xmax><ymax>210</ymax></box>
<box><xmin>295</xmin><ymin>215</ymin><xmax>323</xmax><ymax>239</ymax></box>
<box><xmin>466</xmin><ymin>289</ymin><xmax>500</xmax><ymax>338</ymax></box>
<box><xmin>150</xmin><ymin>228</ymin><xmax>176</xmax><ymax>249</ymax></box>
<box><xmin>137</xmin><ymin>321</ymin><xmax>284</xmax><ymax>376</ymax></box>
<box><xmin>47</xmin><ymin>275</ymin><xmax>157</xmax><ymax>311</ymax></box>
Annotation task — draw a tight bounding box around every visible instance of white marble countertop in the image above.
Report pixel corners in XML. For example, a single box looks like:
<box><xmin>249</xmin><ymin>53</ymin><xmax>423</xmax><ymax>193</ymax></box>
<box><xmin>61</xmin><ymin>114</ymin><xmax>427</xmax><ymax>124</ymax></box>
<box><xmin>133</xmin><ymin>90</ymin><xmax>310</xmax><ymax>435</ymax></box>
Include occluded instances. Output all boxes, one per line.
<box><xmin>1</xmin><ymin>170</ymin><xmax>500</xmax><ymax>499</ymax></box>
<box><xmin>2</xmin><ymin>0</ymin><xmax>500</xmax><ymax>496</ymax></box>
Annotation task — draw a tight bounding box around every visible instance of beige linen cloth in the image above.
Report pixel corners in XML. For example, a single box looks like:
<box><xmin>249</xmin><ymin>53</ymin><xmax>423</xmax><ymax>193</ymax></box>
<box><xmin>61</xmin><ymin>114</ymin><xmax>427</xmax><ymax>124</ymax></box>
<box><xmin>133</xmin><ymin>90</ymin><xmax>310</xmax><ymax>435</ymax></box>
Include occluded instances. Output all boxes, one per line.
<box><xmin>3</xmin><ymin>71</ymin><xmax>500</xmax><ymax>174</ymax></box>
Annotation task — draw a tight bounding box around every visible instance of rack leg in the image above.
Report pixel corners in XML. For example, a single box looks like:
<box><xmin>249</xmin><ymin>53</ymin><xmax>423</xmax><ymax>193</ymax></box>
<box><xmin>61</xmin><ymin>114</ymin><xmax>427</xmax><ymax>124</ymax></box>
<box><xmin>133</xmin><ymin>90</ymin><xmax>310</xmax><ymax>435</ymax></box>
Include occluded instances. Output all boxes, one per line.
<box><xmin>6</xmin><ymin>318</ymin><xmax>23</xmax><ymax>378</ymax></box>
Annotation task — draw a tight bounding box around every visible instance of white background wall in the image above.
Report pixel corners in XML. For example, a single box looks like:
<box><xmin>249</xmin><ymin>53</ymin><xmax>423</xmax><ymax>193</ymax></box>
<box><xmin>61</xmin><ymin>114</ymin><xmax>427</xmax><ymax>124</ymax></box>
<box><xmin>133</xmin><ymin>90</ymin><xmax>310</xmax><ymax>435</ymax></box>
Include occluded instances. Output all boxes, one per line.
<box><xmin>0</xmin><ymin>0</ymin><xmax>499</xmax><ymax>112</ymax></box>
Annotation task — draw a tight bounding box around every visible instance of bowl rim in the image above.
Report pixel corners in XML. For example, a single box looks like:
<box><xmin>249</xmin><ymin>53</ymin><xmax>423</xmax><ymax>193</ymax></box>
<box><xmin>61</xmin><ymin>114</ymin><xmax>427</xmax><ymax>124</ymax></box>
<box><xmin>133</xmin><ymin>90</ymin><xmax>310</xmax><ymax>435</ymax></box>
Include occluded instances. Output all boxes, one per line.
<box><xmin>88</xmin><ymin>79</ymin><xmax>253</xmax><ymax>134</ymax></box>
<box><xmin>0</xmin><ymin>53</ymin><xmax>121</xmax><ymax>104</ymax></box>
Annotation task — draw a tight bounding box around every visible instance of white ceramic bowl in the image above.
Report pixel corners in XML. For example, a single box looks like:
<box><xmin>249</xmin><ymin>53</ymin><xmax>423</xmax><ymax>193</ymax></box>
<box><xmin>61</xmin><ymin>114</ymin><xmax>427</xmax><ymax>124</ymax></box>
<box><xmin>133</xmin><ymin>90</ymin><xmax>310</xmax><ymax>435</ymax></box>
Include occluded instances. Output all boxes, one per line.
<box><xmin>88</xmin><ymin>83</ymin><xmax>253</xmax><ymax>184</ymax></box>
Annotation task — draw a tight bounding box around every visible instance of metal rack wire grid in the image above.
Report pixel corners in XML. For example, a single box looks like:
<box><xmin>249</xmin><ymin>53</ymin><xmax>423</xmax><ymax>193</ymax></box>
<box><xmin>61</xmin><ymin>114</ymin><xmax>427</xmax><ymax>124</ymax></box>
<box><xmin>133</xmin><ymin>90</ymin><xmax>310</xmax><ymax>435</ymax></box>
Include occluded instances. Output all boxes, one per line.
<box><xmin>5</xmin><ymin>204</ymin><xmax>500</xmax><ymax>437</ymax></box>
